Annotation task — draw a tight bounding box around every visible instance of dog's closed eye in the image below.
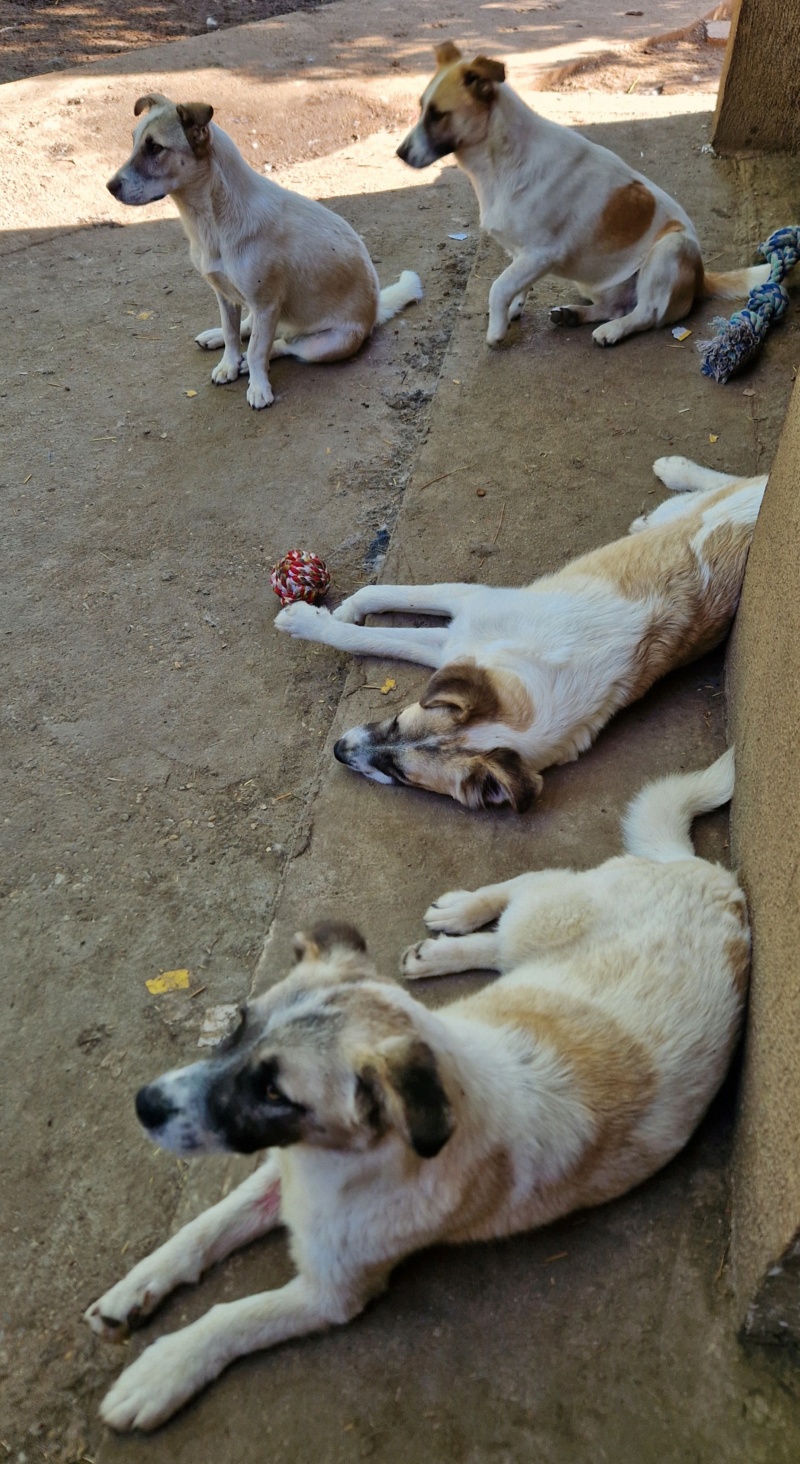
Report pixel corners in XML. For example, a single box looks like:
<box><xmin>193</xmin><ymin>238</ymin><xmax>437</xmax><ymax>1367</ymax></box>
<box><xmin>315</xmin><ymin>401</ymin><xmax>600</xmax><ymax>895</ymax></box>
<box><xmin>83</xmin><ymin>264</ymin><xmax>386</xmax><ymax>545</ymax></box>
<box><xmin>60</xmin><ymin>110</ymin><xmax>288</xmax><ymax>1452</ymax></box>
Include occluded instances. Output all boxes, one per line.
<box><xmin>145</xmin><ymin>138</ymin><xmax>165</xmax><ymax>157</ymax></box>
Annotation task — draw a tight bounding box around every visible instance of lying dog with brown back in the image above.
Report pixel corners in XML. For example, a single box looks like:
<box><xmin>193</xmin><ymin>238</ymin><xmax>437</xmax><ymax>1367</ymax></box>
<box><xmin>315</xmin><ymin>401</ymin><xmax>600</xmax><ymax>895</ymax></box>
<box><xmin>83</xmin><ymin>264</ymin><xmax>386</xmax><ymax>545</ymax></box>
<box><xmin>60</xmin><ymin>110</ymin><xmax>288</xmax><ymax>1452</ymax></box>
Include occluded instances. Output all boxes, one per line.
<box><xmin>275</xmin><ymin>456</ymin><xmax>766</xmax><ymax>810</ymax></box>
<box><xmin>107</xmin><ymin>95</ymin><xmax>423</xmax><ymax>409</ymax></box>
<box><xmin>397</xmin><ymin>43</ymin><xmax>770</xmax><ymax>348</ymax></box>
<box><xmin>85</xmin><ymin>750</ymin><xmax>747</xmax><ymax>1431</ymax></box>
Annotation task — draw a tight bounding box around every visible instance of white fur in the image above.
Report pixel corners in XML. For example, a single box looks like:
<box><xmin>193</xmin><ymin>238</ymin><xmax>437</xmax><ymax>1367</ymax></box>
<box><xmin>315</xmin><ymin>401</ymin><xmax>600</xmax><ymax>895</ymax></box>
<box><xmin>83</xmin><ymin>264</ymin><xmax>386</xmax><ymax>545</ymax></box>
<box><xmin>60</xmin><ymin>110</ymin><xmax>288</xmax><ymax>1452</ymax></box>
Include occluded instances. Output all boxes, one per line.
<box><xmin>397</xmin><ymin>51</ymin><xmax>769</xmax><ymax>347</ymax></box>
<box><xmin>276</xmin><ymin>458</ymin><xmax>767</xmax><ymax>792</ymax></box>
<box><xmin>85</xmin><ymin>755</ymin><xmax>747</xmax><ymax>1431</ymax></box>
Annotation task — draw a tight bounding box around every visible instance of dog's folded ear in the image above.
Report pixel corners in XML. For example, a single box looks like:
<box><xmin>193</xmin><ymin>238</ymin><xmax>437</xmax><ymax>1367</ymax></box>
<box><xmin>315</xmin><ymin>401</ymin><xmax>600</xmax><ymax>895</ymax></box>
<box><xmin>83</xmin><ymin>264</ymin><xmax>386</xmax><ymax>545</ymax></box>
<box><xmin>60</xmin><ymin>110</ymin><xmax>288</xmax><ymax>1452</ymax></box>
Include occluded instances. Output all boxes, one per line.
<box><xmin>356</xmin><ymin>1036</ymin><xmax>453</xmax><ymax>1158</ymax></box>
<box><xmin>463</xmin><ymin>56</ymin><xmax>506</xmax><ymax>102</ymax></box>
<box><xmin>460</xmin><ymin>748</ymin><xmax>543</xmax><ymax>814</ymax></box>
<box><xmin>420</xmin><ymin>661</ymin><xmax>500</xmax><ymax>725</ymax></box>
<box><xmin>435</xmin><ymin>41</ymin><xmax>463</xmax><ymax>67</ymax></box>
<box><xmin>293</xmin><ymin>921</ymin><xmax>368</xmax><ymax>964</ymax></box>
<box><xmin>134</xmin><ymin>92</ymin><xmax>171</xmax><ymax>116</ymax></box>
<box><xmin>177</xmin><ymin>102</ymin><xmax>215</xmax><ymax>154</ymax></box>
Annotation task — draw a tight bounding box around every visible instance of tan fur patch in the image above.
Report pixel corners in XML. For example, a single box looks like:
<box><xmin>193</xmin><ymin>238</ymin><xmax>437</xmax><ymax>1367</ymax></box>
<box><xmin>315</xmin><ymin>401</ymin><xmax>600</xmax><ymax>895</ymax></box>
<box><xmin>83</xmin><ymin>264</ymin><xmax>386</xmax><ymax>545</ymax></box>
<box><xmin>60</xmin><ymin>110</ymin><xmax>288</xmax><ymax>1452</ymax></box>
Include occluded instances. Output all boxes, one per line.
<box><xmin>597</xmin><ymin>181</ymin><xmax>656</xmax><ymax>251</ymax></box>
<box><xmin>464</xmin><ymin>987</ymin><xmax>657</xmax><ymax>1207</ymax></box>
<box><xmin>447</xmin><ymin>1148</ymin><xmax>514</xmax><ymax>1241</ymax></box>
<box><xmin>725</xmin><ymin>932</ymin><xmax>751</xmax><ymax>998</ymax></box>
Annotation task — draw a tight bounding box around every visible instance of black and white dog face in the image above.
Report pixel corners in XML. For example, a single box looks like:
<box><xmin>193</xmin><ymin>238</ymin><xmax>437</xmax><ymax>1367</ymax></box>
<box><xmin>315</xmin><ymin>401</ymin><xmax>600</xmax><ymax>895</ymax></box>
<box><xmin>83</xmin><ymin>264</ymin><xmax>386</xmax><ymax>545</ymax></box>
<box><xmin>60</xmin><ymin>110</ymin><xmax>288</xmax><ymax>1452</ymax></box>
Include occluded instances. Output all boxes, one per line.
<box><xmin>134</xmin><ymin>923</ymin><xmax>454</xmax><ymax>1162</ymax></box>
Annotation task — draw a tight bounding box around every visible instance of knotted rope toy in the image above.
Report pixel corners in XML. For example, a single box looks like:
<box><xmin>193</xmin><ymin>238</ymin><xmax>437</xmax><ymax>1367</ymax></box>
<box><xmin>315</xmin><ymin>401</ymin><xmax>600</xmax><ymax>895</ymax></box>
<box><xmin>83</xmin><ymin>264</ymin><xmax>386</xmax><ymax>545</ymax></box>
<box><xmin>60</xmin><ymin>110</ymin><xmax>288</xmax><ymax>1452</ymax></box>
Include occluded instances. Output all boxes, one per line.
<box><xmin>270</xmin><ymin>549</ymin><xmax>331</xmax><ymax>606</ymax></box>
<box><xmin>698</xmin><ymin>226</ymin><xmax>800</xmax><ymax>384</ymax></box>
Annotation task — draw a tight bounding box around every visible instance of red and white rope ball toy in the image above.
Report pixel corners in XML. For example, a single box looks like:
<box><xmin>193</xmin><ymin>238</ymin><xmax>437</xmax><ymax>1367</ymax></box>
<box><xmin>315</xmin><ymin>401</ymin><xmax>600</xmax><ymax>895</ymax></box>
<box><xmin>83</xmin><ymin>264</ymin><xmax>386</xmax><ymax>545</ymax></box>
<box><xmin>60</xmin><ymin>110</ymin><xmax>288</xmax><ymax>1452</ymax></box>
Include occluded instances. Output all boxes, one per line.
<box><xmin>270</xmin><ymin>549</ymin><xmax>331</xmax><ymax>607</ymax></box>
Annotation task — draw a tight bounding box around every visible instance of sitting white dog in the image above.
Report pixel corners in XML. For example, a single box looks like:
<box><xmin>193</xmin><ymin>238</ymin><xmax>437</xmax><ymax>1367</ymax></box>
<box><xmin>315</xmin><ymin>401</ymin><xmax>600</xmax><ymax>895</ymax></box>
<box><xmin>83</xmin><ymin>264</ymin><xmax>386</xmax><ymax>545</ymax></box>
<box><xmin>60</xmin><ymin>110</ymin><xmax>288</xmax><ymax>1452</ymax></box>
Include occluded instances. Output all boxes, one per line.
<box><xmin>107</xmin><ymin>95</ymin><xmax>422</xmax><ymax>408</ymax></box>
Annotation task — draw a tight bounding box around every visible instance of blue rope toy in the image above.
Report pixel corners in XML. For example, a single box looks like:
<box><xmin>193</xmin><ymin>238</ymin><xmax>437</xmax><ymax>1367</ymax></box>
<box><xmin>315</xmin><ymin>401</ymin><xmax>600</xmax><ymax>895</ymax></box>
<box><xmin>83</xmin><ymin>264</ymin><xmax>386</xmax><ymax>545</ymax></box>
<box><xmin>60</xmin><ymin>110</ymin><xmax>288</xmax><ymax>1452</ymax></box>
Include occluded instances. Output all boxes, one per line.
<box><xmin>697</xmin><ymin>225</ymin><xmax>800</xmax><ymax>384</ymax></box>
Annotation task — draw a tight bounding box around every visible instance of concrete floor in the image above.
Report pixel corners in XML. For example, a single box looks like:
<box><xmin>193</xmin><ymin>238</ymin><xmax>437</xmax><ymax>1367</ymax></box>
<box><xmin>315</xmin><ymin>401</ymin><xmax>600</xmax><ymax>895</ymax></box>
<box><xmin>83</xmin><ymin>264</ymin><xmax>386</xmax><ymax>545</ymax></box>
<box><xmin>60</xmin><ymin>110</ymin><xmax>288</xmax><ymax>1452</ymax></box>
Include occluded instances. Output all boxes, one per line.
<box><xmin>2</xmin><ymin>3</ymin><xmax>800</xmax><ymax>1460</ymax></box>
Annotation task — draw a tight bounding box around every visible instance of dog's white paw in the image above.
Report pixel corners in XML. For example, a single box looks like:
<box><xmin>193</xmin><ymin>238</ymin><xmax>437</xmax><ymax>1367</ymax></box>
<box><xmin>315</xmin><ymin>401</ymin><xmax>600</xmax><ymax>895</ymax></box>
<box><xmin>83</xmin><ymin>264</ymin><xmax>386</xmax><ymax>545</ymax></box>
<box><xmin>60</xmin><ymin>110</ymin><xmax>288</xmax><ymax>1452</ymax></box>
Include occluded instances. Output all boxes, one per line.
<box><xmin>275</xmin><ymin>601</ymin><xmax>330</xmax><ymax>638</ymax></box>
<box><xmin>100</xmin><ymin>1329</ymin><xmax>213</xmax><ymax>1432</ymax></box>
<box><xmin>485</xmin><ymin>325</ymin><xmax>507</xmax><ymax>348</ymax></box>
<box><xmin>247</xmin><ymin>377</ymin><xmax>274</xmax><ymax>410</ymax></box>
<box><xmin>652</xmin><ymin>455</ymin><xmax>693</xmax><ymax>489</ymax></box>
<box><xmin>195</xmin><ymin>327</ymin><xmax>225</xmax><ymax>351</ymax></box>
<box><xmin>401</xmin><ymin>939</ymin><xmax>448</xmax><ymax>980</ymax></box>
<box><xmin>424</xmin><ymin>891</ymin><xmax>479</xmax><ymax>935</ymax></box>
<box><xmin>628</xmin><ymin>512</ymin><xmax>650</xmax><ymax>534</ymax></box>
<box><xmin>84</xmin><ymin>1260</ymin><xmax>176</xmax><ymax>1341</ymax></box>
<box><xmin>331</xmin><ymin>595</ymin><xmax>368</xmax><ymax>625</ymax></box>
<box><xmin>211</xmin><ymin>353</ymin><xmax>244</xmax><ymax>385</ymax></box>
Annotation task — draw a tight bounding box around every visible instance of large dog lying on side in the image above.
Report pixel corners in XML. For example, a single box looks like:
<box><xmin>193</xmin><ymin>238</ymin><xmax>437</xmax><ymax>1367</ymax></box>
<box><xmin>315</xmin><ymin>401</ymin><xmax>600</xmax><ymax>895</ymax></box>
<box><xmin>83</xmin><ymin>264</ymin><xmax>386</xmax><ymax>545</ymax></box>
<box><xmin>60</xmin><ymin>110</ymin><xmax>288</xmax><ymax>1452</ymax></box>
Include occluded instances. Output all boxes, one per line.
<box><xmin>107</xmin><ymin>95</ymin><xmax>423</xmax><ymax>409</ymax></box>
<box><xmin>397</xmin><ymin>43</ymin><xmax>769</xmax><ymax>348</ymax></box>
<box><xmin>276</xmin><ymin>456</ymin><xmax>766</xmax><ymax>810</ymax></box>
<box><xmin>85</xmin><ymin>751</ymin><xmax>748</xmax><ymax>1432</ymax></box>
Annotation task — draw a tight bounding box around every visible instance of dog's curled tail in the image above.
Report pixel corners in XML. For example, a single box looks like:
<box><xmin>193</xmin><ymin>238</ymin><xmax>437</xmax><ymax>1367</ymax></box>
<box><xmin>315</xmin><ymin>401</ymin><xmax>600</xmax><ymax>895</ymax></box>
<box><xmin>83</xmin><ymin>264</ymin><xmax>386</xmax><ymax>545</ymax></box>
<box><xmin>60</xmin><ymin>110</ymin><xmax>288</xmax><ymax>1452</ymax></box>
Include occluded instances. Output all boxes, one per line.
<box><xmin>376</xmin><ymin>270</ymin><xmax>424</xmax><ymax>325</ymax></box>
<box><xmin>622</xmin><ymin>748</ymin><xmax>735</xmax><ymax>863</ymax></box>
<box><xmin>702</xmin><ymin>263</ymin><xmax>770</xmax><ymax>300</ymax></box>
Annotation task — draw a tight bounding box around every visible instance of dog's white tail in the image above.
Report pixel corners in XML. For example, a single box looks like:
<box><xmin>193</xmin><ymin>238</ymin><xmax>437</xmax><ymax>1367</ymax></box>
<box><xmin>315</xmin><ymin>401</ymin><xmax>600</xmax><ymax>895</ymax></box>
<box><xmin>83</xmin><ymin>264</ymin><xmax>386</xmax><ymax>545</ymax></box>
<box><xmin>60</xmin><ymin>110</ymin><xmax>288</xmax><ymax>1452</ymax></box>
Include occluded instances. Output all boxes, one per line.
<box><xmin>702</xmin><ymin>264</ymin><xmax>770</xmax><ymax>300</ymax></box>
<box><xmin>622</xmin><ymin>748</ymin><xmax>735</xmax><ymax>863</ymax></box>
<box><xmin>376</xmin><ymin>270</ymin><xmax>424</xmax><ymax>325</ymax></box>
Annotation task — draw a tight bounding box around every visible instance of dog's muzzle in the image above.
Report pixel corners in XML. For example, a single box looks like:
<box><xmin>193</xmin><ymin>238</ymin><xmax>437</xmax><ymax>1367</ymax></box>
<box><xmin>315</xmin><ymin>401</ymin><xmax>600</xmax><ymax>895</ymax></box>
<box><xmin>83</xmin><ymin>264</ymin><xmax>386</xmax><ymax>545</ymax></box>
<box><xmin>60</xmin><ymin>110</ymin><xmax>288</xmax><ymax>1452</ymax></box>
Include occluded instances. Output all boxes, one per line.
<box><xmin>135</xmin><ymin>1083</ymin><xmax>178</xmax><ymax>1132</ymax></box>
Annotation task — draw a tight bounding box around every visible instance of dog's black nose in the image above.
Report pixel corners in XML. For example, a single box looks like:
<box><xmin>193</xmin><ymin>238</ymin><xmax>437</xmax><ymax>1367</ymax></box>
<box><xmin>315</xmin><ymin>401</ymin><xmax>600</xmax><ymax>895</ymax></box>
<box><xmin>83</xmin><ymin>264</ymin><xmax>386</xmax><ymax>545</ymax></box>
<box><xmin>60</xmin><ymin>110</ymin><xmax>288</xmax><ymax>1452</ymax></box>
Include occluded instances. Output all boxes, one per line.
<box><xmin>396</xmin><ymin>141</ymin><xmax>409</xmax><ymax>163</ymax></box>
<box><xmin>135</xmin><ymin>1084</ymin><xmax>177</xmax><ymax>1131</ymax></box>
<box><xmin>333</xmin><ymin>737</ymin><xmax>349</xmax><ymax>764</ymax></box>
<box><xmin>106</xmin><ymin>176</ymin><xmax>123</xmax><ymax>198</ymax></box>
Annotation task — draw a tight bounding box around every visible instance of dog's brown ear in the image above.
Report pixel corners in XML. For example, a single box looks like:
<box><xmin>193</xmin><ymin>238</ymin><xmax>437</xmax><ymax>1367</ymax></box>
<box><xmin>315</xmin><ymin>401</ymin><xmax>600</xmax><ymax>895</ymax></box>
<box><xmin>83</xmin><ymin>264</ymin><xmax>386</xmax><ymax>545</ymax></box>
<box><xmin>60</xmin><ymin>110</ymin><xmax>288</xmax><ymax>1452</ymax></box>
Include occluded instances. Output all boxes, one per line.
<box><xmin>435</xmin><ymin>41</ymin><xmax>462</xmax><ymax>67</ymax></box>
<box><xmin>177</xmin><ymin>102</ymin><xmax>214</xmax><ymax>154</ymax></box>
<box><xmin>293</xmin><ymin>921</ymin><xmax>367</xmax><ymax>963</ymax></box>
<box><xmin>357</xmin><ymin>1036</ymin><xmax>453</xmax><ymax>1158</ymax></box>
<box><xmin>460</xmin><ymin>748</ymin><xmax>542</xmax><ymax>814</ymax></box>
<box><xmin>463</xmin><ymin>55</ymin><xmax>506</xmax><ymax>102</ymax></box>
<box><xmin>420</xmin><ymin>661</ymin><xmax>500</xmax><ymax>725</ymax></box>
<box><xmin>134</xmin><ymin>92</ymin><xmax>171</xmax><ymax>116</ymax></box>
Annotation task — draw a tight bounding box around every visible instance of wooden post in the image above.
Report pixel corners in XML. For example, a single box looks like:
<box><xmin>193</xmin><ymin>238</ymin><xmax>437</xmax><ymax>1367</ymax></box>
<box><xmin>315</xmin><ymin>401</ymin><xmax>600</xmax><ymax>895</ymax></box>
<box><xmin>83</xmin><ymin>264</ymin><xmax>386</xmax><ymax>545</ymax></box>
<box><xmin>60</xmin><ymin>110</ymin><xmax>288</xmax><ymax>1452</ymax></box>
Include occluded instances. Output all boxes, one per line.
<box><xmin>713</xmin><ymin>0</ymin><xmax>800</xmax><ymax>154</ymax></box>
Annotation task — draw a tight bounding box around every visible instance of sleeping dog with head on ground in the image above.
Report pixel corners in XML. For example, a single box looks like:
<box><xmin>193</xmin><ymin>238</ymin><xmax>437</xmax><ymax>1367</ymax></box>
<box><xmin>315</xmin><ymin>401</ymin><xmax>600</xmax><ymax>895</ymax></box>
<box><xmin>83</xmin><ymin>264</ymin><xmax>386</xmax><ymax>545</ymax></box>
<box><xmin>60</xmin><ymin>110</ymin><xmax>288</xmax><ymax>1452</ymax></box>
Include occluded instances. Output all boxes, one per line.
<box><xmin>107</xmin><ymin>95</ymin><xmax>423</xmax><ymax>410</ymax></box>
<box><xmin>85</xmin><ymin>750</ymin><xmax>748</xmax><ymax>1432</ymax></box>
<box><xmin>276</xmin><ymin>457</ymin><xmax>766</xmax><ymax>810</ymax></box>
<box><xmin>397</xmin><ymin>43</ymin><xmax>772</xmax><ymax>349</ymax></box>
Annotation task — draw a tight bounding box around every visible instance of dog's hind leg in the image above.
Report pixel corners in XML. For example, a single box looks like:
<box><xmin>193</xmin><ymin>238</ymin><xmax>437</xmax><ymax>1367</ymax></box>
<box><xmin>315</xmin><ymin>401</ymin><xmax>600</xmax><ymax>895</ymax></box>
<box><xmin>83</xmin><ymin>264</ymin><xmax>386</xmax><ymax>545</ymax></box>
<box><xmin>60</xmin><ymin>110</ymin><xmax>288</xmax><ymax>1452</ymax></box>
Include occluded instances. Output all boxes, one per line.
<box><xmin>423</xmin><ymin>877</ymin><xmax>529</xmax><ymax>935</ymax></box>
<box><xmin>402</xmin><ymin>931</ymin><xmax>502</xmax><ymax>979</ymax></box>
<box><xmin>549</xmin><ymin>278</ymin><xmax>636</xmax><ymax>329</ymax></box>
<box><xmin>85</xmin><ymin>1157</ymin><xmax>282</xmax><ymax>1342</ymax></box>
<box><xmin>99</xmin><ymin>1272</ymin><xmax>374</xmax><ymax>1432</ymax></box>
<box><xmin>272</xmin><ymin>323</ymin><xmax>367</xmax><ymax>363</ymax></box>
<box><xmin>592</xmin><ymin>233</ymin><xmax>701</xmax><ymax>347</ymax></box>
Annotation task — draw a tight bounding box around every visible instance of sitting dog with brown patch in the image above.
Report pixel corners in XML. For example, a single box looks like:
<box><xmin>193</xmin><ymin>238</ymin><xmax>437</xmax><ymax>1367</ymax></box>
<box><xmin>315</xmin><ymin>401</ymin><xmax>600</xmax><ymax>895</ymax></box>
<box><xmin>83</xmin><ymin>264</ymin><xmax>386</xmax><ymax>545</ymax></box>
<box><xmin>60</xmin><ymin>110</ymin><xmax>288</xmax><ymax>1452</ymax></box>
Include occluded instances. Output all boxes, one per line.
<box><xmin>397</xmin><ymin>43</ymin><xmax>769</xmax><ymax>348</ymax></box>
<box><xmin>275</xmin><ymin>456</ymin><xmax>766</xmax><ymax>810</ymax></box>
<box><xmin>85</xmin><ymin>750</ymin><xmax>747</xmax><ymax>1432</ymax></box>
<box><xmin>107</xmin><ymin>95</ymin><xmax>423</xmax><ymax>409</ymax></box>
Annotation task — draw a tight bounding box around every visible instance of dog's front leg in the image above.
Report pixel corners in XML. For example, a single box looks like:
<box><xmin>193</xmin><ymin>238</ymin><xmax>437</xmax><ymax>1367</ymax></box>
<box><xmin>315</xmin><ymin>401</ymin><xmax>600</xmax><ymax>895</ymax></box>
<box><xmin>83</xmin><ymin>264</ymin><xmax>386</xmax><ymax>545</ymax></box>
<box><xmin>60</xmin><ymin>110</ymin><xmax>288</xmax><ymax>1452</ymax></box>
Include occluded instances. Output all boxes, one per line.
<box><xmin>245</xmin><ymin>305</ymin><xmax>279</xmax><ymax>410</ymax></box>
<box><xmin>275</xmin><ymin>602</ymin><xmax>448</xmax><ymax>666</ymax></box>
<box><xmin>487</xmin><ymin>253</ymin><xmax>550</xmax><ymax>345</ymax></box>
<box><xmin>209</xmin><ymin>291</ymin><xmax>246</xmax><ymax>385</ymax></box>
<box><xmin>85</xmin><ymin>1157</ymin><xmax>282</xmax><ymax>1341</ymax></box>
<box><xmin>99</xmin><ymin>1272</ymin><xmax>371</xmax><ymax>1432</ymax></box>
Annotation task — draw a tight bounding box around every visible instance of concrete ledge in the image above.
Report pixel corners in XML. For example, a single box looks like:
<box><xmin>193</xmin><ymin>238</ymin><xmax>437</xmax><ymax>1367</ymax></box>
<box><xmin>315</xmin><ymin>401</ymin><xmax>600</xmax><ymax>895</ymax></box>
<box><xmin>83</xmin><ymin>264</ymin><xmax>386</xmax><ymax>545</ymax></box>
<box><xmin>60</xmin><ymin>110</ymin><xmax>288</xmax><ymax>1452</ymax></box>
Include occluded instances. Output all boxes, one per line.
<box><xmin>729</xmin><ymin>372</ymin><xmax>800</xmax><ymax>1342</ymax></box>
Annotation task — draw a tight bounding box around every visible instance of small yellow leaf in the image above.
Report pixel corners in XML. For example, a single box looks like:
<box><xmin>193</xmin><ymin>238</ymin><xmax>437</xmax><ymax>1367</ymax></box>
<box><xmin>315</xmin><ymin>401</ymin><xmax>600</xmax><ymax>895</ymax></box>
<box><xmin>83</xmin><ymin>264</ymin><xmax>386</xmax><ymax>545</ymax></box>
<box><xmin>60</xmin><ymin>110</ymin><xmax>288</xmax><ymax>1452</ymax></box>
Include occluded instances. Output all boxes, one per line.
<box><xmin>137</xmin><ymin>310</ymin><xmax>153</xmax><ymax>320</ymax></box>
<box><xmin>452</xmin><ymin>378</ymin><xmax>461</xmax><ymax>384</ymax></box>
<box><xmin>185</xmin><ymin>389</ymin><xmax>198</xmax><ymax>398</ymax></box>
<box><xmin>709</xmin><ymin>433</ymin><xmax>718</xmax><ymax>443</ymax></box>
<box><xmin>146</xmin><ymin>969</ymin><xmax>190</xmax><ymax>994</ymax></box>
<box><xmin>380</xmin><ymin>677</ymin><xmax>396</xmax><ymax>695</ymax></box>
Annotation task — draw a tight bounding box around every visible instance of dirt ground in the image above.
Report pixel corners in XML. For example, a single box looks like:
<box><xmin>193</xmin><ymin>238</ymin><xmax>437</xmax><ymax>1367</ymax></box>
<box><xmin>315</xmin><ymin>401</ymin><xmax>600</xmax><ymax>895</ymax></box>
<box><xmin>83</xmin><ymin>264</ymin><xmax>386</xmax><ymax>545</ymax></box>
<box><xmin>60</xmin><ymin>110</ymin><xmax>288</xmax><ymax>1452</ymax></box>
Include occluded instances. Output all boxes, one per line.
<box><xmin>0</xmin><ymin>0</ymin><xmax>334</xmax><ymax>83</ymax></box>
<box><xmin>3</xmin><ymin>0</ymin><xmax>800</xmax><ymax>1461</ymax></box>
